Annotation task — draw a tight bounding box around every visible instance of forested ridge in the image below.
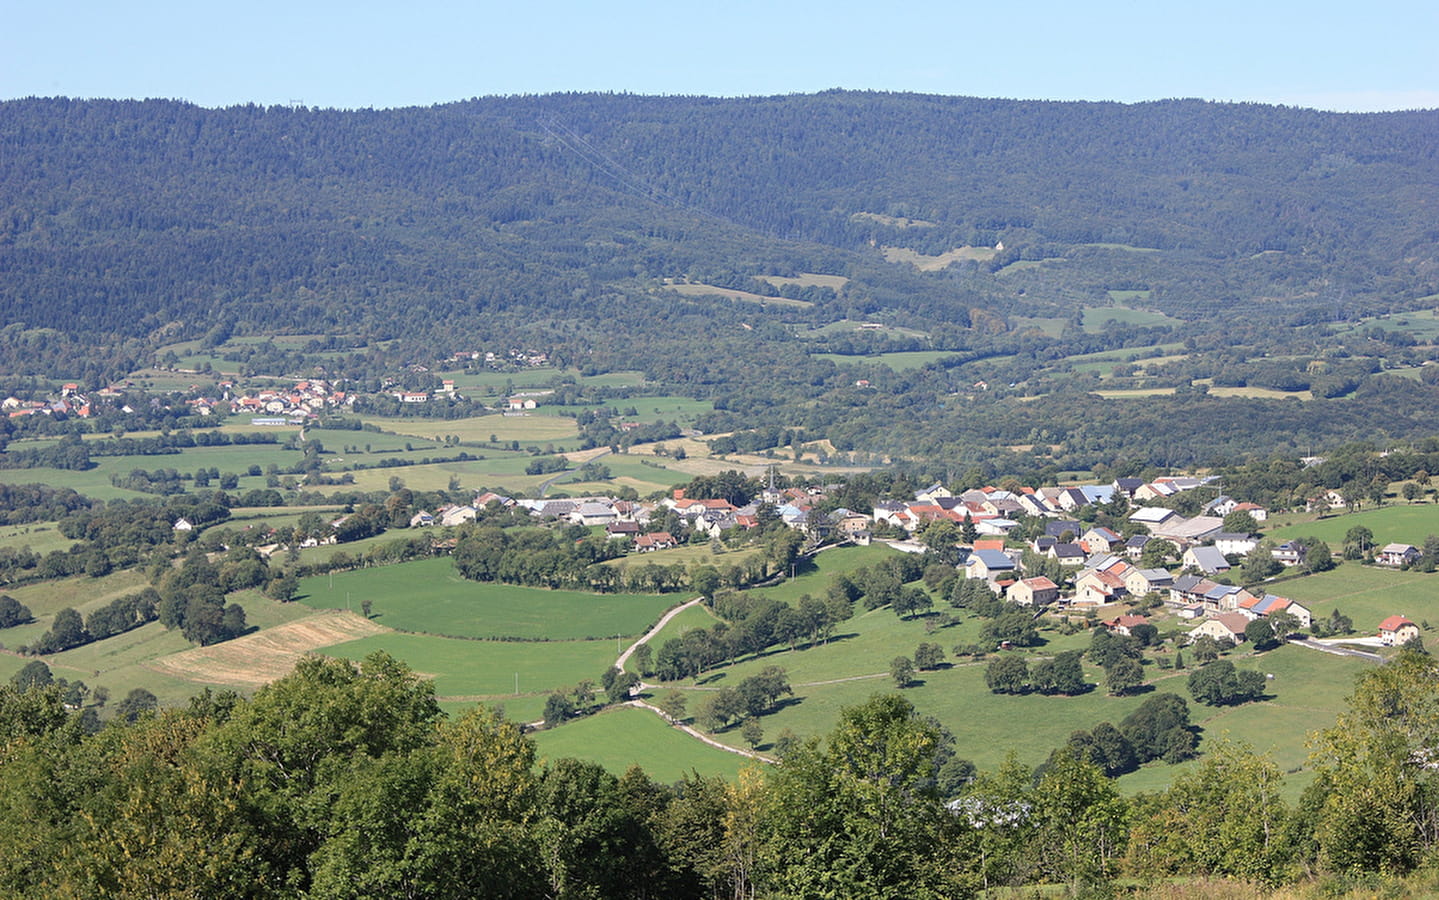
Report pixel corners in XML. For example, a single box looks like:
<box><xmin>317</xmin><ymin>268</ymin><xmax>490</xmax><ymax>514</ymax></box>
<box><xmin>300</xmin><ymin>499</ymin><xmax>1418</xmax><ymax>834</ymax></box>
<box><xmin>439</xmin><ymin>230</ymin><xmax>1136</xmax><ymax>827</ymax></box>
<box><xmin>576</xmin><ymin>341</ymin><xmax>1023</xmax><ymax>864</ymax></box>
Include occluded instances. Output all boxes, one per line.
<box><xmin>3</xmin><ymin>92</ymin><xmax>1439</xmax><ymax>471</ymax></box>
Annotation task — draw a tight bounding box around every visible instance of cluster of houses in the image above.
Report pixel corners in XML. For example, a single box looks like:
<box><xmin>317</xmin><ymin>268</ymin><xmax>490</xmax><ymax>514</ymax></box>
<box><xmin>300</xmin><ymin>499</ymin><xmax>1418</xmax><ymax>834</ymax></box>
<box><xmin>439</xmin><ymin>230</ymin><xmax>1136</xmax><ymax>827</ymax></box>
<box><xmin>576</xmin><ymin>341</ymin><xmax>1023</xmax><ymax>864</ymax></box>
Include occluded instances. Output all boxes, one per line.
<box><xmin>231</xmin><ymin>379</ymin><xmax>355</xmax><ymax>421</ymax></box>
<box><xmin>874</xmin><ymin>477</ymin><xmax>1420</xmax><ymax>650</ymax></box>
<box><xmin>407</xmin><ymin>484</ymin><xmax>852</xmax><ymax>553</ymax></box>
<box><xmin>445</xmin><ymin>348</ymin><xmax>550</xmax><ymax>368</ymax></box>
<box><xmin>2</xmin><ymin>381</ymin><xmax>142</xmax><ymax>420</ymax></box>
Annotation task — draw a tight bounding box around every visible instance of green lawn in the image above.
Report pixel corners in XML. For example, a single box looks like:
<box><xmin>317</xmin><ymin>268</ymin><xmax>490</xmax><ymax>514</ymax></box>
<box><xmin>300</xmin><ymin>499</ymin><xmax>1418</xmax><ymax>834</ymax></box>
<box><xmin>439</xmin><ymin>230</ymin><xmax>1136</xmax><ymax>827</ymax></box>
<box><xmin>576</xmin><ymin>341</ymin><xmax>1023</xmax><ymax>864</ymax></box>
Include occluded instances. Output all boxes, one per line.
<box><xmin>298</xmin><ymin>557</ymin><xmax>678</xmax><ymax>640</ymax></box>
<box><xmin>322</xmin><ymin>632</ymin><xmax>617</xmax><ymax>700</ymax></box>
<box><xmin>533</xmin><ymin>705</ymin><xmax>751</xmax><ymax>782</ymax></box>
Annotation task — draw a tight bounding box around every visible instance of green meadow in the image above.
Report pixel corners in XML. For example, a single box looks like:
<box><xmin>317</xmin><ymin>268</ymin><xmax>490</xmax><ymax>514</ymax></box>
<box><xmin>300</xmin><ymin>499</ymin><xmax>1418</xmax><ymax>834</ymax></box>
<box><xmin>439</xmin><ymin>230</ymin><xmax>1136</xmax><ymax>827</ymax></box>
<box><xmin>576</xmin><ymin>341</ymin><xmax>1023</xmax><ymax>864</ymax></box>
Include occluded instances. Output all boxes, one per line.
<box><xmin>1269</xmin><ymin>503</ymin><xmax>1439</xmax><ymax>548</ymax></box>
<box><xmin>533</xmin><ymin>706</ymin><xmax>751</xmax><ymax>782</ymax></box>
<box><xmin>297</xmin><ymin>557</ymin><xmax>678</xmax><ymax>640</ymax></box>
<box><xmin>323</xmin><ymin>631</ymin><xmax>617</xmax><ymax>700</ymax></box>
<box><xmin>1272</xmin><ymin>565</ymin><xmax>1439</xmax><ymax>634</ymax></box>
<box><xmin>366</xmin><ymin>413</ymin><xmax>580</xmax><ymax>447</ymax></box>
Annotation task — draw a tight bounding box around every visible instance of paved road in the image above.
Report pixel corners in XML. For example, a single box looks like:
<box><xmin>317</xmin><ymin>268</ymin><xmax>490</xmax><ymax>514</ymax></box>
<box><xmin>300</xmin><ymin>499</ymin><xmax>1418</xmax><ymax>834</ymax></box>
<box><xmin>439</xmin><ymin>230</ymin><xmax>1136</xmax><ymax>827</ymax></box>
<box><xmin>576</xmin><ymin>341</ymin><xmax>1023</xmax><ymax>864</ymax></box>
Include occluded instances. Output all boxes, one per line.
<box><xmin>616</xmin><ymin>596</ymin><xmax>705</xmax><ymax>671</ymax></box>
<box><xmin>1289</xmin><ymin>637</ymin><xmax>1384</xmax><ymax>663</ymax></box>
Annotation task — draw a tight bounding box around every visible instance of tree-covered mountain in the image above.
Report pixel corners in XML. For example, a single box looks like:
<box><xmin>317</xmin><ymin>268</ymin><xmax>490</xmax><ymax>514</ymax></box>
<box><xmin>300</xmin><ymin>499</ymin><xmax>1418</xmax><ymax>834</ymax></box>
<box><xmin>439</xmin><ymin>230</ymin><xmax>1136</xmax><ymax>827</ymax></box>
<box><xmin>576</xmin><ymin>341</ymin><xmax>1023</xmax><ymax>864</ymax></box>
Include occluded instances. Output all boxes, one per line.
<box><xmin>2</xmin><ymin>92</ymin><xmax>1438</xmax><ymax>470</ymax></box>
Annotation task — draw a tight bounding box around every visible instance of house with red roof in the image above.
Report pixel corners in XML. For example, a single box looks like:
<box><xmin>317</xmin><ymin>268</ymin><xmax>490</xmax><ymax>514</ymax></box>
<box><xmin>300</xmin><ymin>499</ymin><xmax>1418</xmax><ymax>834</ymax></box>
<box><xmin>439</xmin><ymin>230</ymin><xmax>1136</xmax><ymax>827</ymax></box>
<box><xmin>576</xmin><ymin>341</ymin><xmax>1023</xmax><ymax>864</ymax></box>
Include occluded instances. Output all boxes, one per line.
<box><xmin>1379</xmin><ymin>615</ymin><xmax>1421</xmax><ymax>647</ymax></box>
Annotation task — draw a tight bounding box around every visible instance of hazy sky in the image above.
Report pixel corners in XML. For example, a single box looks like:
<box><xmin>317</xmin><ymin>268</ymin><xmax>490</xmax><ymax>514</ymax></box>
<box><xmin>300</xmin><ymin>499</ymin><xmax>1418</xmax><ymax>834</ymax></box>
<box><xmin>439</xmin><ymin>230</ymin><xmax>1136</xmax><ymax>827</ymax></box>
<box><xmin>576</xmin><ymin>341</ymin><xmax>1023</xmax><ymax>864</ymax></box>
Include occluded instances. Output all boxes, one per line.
<box><xmin>3</xmin><ymin>1</ymin><xmax>1435</xmax><ymax>112</ymax></box>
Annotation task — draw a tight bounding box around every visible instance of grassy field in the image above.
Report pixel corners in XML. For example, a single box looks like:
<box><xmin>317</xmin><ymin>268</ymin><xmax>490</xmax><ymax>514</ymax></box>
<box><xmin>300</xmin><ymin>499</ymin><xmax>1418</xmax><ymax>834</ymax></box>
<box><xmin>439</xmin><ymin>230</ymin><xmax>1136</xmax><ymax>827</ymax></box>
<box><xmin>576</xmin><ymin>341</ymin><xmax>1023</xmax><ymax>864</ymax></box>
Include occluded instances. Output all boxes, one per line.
<box><xmin>662</xmin><ymin>282</ymin><xmax>812</xmax><ymax>309</ymax></box>
<box><xmin>1271</xmin><ymin>565</ymin><xmax>1439</xmax><ymax>634</ymax></box>
<box><xmin>1207</xmin><ymin>385</ymin><xmax>1313</xmax><ymax>400</ymax></box>
<box><xmin>297</xmin><ymin>557</ymin><xmax>679</xmax><ymax>640</ymax></box>
<box><xmin>365</xmin><ymin>413</ymin><xmax>580</xmax><ymax>446</ymax></box>
<box><xmin>1081</xmin><ymin>306</ymin><xmax>1183</xmax><ymax>331</ymax></box>
<box><xmin>533</xmin><ymin>706</ymin><xmax>751</xmax><ymax>781</ymax></box>
<box><xmin>1095</xmin><ymin>388</ymin><xmax>1178</xmax><ymax>399</ymax></box>
<box><xmin>322</xmin><ymin>631</ymin><xmax>617</xmax><ymax>700</ymax></box>
<box><xmin>656</xmin><ymin>599</ymin><xmax>1366</xmax><ymax>797</ymax></box>
<box><xmin>753</xmin><ymin>543</ymin><xmax>901</xmax><ymax>605</ymax></box>
<box><xmin>1269</xmin><ymin>503</ymin><xmax>1439</xmax><ymax>547</ymax></box>
<box><xmin>602</xmin><ymin>544</ymin><xmax>762</xmax><ymax>572</ymax></box>
<box><xmin>337</xmin><ymin>455</ymin><xmax>553</xmax><ymax>496</ymax></box>
<box><xmin>546</xmin><ymin>396</ymin><xmax>715</xmax><ymax>426</ymax></box>
<box><xmin>1009</xmin><ymin>316</ymin><xmax>1069</xmax><ymax>338</ymax></box>
<box><xmin>881</xmin><ymin>245</ymin><xmax>997</xmax><ymax>270</ymax></box>
<box><xmin>812</xmin><ymin>350</ymin><xmax>961</xmax><ymax>371</ymax></box>
<box><xmin>0</xmin><ymin>521</ymin><xmax>76</xmax><ymax>555</ymax></box>
<box><xmin>1106</xmin><ymin>290</ymin><xmax>1153</xmax><ymax>302</ymax></box>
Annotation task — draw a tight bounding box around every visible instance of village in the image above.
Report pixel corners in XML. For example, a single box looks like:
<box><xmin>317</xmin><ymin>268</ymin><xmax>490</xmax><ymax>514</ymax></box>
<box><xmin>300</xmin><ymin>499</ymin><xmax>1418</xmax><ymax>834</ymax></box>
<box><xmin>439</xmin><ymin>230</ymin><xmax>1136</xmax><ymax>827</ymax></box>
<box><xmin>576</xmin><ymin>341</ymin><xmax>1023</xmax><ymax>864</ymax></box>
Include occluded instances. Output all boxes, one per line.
<box><xmin>394</xmin><ymin>472</ymin><xmax>1424</xmax><ymax>655</ymax></box>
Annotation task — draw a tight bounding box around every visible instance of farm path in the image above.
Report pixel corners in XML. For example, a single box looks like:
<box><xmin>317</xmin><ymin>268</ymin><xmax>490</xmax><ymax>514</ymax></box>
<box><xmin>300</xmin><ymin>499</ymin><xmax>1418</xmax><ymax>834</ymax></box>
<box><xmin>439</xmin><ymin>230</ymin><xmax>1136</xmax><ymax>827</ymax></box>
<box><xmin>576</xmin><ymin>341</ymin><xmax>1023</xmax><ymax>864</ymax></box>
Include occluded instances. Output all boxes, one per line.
<box><xmin>625</xmin><ymin>698</ymin><xmax>774</xmax><ymax>764</ymax></box>
<box><xmin>616</xmin><ymin>596</ymin><xmax>704</xmax><ymax>672</ymax></box>
<box><xmin>538</xmin><ymin>448</ymin><xmax>612</xmax><ymax>497</ymax></box>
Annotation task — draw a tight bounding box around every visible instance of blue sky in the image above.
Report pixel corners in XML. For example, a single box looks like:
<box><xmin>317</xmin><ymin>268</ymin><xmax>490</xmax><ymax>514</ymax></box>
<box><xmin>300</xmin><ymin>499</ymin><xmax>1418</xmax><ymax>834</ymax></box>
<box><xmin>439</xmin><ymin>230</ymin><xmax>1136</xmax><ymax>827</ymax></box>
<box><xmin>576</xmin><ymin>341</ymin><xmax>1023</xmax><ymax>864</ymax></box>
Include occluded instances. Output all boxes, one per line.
<box><xmin>3</xmin><ymin>1</ymin><xmax>1434</xmax><ymax>111</ymax></box>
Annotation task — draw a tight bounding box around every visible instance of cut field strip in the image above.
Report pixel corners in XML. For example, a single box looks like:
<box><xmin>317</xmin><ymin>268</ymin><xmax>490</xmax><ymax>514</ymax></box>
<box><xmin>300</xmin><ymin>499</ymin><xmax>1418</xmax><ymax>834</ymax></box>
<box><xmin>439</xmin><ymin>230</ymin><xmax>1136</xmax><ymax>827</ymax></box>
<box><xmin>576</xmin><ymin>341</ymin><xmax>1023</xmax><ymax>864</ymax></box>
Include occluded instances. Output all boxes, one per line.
<box><xmin>146</xmin><ymin>610</ymin><xmax>391</xmax><ymax>687</ymax></box>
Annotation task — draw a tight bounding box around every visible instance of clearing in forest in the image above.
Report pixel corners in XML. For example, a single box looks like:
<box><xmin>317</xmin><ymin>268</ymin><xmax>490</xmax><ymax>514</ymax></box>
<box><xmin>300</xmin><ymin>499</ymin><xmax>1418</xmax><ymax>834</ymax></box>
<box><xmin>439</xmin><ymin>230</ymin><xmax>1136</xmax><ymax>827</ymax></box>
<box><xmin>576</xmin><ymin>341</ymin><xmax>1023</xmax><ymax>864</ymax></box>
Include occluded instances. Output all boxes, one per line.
<box><xmin>145</xmin><ymin>610</ymin><xmax>390</xmax><ymax>687</ymax></box>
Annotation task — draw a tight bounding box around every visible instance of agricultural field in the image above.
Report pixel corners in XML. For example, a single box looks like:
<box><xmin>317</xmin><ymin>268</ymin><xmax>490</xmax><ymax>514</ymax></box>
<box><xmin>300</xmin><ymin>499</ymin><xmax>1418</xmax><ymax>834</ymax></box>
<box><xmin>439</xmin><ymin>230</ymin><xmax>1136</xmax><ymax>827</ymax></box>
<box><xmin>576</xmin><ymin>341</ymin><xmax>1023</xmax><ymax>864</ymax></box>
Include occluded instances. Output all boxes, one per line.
<box><xmin>811</xmin><ymin>350</ymin><xmax>961</xmax><ymax>371</ymax></box>
<box><xmin>322</xmin><ymin>631</ymin><xmax>617</xmax><ymax>700</ymax></box>
<box><xmin>0</xmin><ymin>521</ymin><xmax>75</xmax><ymax>555</ymax></box>
<box><xmin>533</xmin><ymin>705</ymin><xmax>750</xmax><ymax>782</ymax></box>
<box><xmin>881</xmin><ymin>245</ymin><xmax>996</xmax><ymax>270</ymax></box>
<box><xmin>660</xmin><ymin>281</ymin><xmax>812</xmax><ymax>308</ymax></box>
<box><xmin>297</xmin><ymin>557</ymin><xmax>679</xmax><ymax>640</ymax></box>
<box><xmin>602</xmin><ymin>544</ymin><xmax>762</xmax><ymax>573</ymax></box>
<box><xmin>1273</xmin><ymin>565</ymin><xmax>1439</xmax><ymax>634</ymax></box>
<box><xmin>1269</xmin><ymin>503</ymin><xmax>1439</xmax><ymax>548</ymax></box>
<box><xmin>337</xmin><ymin>455</ymin><xmax>552</xmax><ymax>496</ymax></box>
<box><xmin>148</xmin><ymin>609</ymin><xmax>388</xmax><ymax>688</ymax></box>
<box><xmin>1080</xmin><ymin>305</ymin><xmax>1183</xmax><ymax>331</ymax></box>
<box><xmin>546</xmin><ymin>395</ymin><xmax>715</xmax><ymax>425</ymax></box>
<box><xmin>653</xmin><ymin>598</ymin><xmax>1369</xmax><ymax>798</ymax></box>
<box><xmin>364</xmin><ymin>413</ymin><xmax>580</xmax><ymax>446</ymax></box>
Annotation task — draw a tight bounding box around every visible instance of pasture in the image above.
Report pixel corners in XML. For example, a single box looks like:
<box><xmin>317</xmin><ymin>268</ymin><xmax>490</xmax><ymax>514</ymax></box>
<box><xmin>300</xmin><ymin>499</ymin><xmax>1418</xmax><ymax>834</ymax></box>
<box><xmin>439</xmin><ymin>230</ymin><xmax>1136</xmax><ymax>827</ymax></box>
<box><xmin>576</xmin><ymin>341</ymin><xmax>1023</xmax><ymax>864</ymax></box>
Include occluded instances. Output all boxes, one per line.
<box><xmin>297</xmin><ymin>557</ymin><xmax>678</xmax><ymax>640</ymax></box>
<box><xmin>1081</xmin><ymin>305</ymin><xmax>1183</xmax><ymax>331</ymax></box>
<box><xmin>881</xmin><ymin>245</ymin><xmax>996</xmax><ymax>270</ymax></box>
<box><xmin>322</xmin><ymin>631</ymin><xmax>617</xmax><ymax>699</ymax></box>
<box><xmin>533</xmin><ymin>706</ymin><xmax>750</xmax><ymax>781</ymax></box>
<box><xmin>662</xmin><ymin>596</ymin><xmax>1367</xmax><ymax>796</ymax></box>
<box><xmin>547</xmin><ymin>395</ymin><xmax>715</xmax><ymax>425</ymax></box>
<box><xmin>661</xmin><ymin>282</ymin><xmax>812</xmax><ymax>309</ymax></box>
<box><xmin>1272</xmin><ymin>565</ymin><xmax>1439</xmax><ymax>634</ymax></box>
<box><xmin>0</xmin><ymin>522</ymin><xmax>75</xmax><ymax>556</ymax></box>
<box><xmin>365</xmin><ymin>413</ymin><xmax>580</xmax><ymax>446</ymax></box>
<box><xmin>602</xmin><ymin>544</ymin><xmax>762</xmax><ymax>573</ymax></box>
<box><xmin>1269</xmin><ymin>503</ymin><xmax>1439</xmax><ymax>548</ymax></box>
<box><xmin>625</xmin><ymin>603</ymin><xmax>720</xmax><ymax>672</ymax></box>
<box><xmin>759</xmin><ymin>273</ymin><xmax>849</xmax><ymax>291</ymax></box>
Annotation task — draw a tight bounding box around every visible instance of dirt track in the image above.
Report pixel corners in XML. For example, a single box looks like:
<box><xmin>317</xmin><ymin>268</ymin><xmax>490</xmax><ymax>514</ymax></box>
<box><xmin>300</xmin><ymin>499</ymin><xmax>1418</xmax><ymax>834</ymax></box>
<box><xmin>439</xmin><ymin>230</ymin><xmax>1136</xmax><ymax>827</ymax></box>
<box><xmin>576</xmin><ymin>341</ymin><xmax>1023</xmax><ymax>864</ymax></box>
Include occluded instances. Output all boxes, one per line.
<box><xmin>145</xmin><ymin>610</ymin><xmax>390</xmax><ymax>687</ymax></box>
